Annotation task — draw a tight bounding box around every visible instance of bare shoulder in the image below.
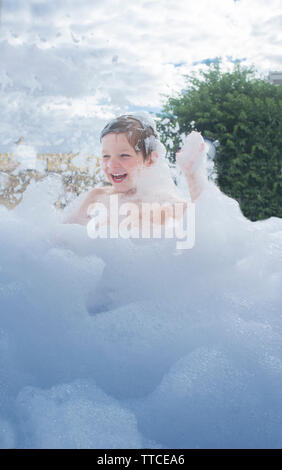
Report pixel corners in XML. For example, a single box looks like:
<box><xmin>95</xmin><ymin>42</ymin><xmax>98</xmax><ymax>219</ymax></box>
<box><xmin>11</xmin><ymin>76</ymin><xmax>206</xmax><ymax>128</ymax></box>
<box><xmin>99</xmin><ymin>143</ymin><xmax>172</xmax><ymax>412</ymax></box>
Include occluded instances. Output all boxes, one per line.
<box><xmin>83</xmin><ymin>186</ymin><xmax>108</xmax><ymax>203</ymax></box>
<box><xmin>63</xmin><ymin>186</ymin><xmax>110</xmax><ymax>225</ymax></box>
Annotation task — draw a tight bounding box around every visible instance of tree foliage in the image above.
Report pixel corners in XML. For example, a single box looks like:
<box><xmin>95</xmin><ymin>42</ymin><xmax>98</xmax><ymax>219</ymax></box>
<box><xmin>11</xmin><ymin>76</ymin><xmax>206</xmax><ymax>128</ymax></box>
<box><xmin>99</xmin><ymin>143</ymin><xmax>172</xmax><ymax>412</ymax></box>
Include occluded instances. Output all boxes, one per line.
<box><xmin>157</xmin><ymin>62</ymin><xmax>282</xmax><ymax>221</ymax></box>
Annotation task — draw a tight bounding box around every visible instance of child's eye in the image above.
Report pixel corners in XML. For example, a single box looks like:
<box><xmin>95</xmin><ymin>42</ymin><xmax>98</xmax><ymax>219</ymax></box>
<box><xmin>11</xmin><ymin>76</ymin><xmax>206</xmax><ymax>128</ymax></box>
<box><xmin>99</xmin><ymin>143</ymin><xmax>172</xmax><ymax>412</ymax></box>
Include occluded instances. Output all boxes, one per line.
<box><xmin>102</xmin><ymin>155</ymin><xmax>110</xmax><ymax>159</ymax></box>
<box><xmin>120</xmin><ymin>154</ymin><xmax>131</xmax><ymax>157</ymax></box>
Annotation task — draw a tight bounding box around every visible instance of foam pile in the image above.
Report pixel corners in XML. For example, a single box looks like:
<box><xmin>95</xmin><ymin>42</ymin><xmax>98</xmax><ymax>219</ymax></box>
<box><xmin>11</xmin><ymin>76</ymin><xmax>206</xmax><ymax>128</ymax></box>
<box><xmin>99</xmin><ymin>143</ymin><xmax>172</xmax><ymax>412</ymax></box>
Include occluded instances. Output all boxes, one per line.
<box><xmin>0</xmin><ymin>174</ymin><xmax>282</xmax><ymax>448</ymax></box>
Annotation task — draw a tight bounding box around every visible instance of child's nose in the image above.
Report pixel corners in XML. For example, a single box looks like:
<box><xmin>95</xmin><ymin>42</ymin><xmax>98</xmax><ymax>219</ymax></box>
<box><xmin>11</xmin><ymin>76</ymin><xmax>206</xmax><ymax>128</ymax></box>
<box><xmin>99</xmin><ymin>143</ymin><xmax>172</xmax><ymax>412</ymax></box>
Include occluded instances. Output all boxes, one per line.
<box><xmin>108</xmin><ymin>158</ymin><xmax>123</xmax><ymax>171</ymax></box>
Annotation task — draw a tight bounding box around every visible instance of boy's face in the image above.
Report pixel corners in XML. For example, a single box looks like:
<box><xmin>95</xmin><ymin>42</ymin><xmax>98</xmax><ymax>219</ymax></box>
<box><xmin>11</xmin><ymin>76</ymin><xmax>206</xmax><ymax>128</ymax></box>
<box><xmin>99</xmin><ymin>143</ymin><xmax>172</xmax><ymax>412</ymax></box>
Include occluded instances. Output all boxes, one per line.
<box><xmin>101</xmin><ymin>133</ymin><xmax>149</xmax><ymax>192</ymax></box>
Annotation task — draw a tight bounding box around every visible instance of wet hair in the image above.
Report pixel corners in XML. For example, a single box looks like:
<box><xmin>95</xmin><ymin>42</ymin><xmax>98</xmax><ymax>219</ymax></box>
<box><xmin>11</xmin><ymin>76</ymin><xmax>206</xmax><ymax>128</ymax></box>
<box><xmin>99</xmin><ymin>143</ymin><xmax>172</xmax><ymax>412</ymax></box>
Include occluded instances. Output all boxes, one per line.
<box><xmin>100</xmin><ymin>114</ymin><xmax>158</xmax><ymax>161</ymax></box>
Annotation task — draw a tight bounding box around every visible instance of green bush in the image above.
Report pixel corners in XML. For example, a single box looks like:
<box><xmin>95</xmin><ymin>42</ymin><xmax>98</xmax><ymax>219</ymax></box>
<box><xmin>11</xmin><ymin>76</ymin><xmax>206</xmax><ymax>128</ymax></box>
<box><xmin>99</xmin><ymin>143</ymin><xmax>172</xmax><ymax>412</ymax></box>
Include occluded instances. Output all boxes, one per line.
<box><xmin>157</xmin><ymin>62</ymin><xmax>282</xmax><ymax>221</ymax></box>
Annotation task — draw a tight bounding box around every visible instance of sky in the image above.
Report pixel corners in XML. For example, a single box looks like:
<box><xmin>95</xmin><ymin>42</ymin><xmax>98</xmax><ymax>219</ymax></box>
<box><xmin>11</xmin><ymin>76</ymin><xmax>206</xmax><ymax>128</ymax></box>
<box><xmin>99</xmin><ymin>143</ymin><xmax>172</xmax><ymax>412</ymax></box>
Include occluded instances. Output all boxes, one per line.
<box><xmin>0</xmin><ymin>0</ymin><xmax>282</xmax><ymax>153</ymax></box>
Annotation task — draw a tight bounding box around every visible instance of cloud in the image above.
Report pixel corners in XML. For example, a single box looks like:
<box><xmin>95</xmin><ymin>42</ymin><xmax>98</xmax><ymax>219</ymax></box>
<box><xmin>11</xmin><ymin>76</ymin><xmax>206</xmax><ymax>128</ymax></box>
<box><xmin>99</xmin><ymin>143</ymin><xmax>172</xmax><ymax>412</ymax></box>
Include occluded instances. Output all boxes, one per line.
<box><xmin>0</xmin><ymin>0</ymin><xmax>281</xmax><ymax>149</ymax></box>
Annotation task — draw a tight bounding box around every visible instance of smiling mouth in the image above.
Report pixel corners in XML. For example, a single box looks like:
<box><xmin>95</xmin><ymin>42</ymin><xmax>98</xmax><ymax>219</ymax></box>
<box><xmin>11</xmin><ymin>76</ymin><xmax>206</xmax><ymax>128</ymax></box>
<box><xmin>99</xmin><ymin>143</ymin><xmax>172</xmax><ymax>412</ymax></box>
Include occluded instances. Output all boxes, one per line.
<box><xmin>111</xmin><ymin>173</ymin><xmax>127</xmax><ymax>183</ymax></box>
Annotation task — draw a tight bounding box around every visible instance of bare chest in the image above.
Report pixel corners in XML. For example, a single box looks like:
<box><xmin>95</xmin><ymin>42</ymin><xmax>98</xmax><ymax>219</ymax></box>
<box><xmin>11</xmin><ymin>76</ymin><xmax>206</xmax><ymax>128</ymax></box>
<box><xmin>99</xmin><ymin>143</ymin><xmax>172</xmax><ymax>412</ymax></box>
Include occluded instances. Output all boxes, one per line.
<box><xmin>86</xmin><ymin>192</ymin><xmax>187</xmax><ymax>228</ymax></box>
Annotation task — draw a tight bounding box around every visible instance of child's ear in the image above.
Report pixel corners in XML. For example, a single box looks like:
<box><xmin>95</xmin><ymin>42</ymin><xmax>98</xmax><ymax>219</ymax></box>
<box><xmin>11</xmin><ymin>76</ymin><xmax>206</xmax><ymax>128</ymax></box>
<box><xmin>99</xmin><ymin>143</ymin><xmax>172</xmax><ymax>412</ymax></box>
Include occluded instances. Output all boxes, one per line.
<box><xmin>145</xmin><ymin>151</ymin><xmax>159</xmax><ymax>166</ymax></box>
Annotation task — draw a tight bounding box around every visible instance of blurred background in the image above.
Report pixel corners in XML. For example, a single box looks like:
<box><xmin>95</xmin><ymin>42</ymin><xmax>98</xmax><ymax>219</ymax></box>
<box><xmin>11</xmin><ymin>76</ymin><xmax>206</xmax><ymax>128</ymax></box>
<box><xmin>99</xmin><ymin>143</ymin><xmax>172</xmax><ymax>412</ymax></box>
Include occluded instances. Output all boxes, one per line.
<box><xmin>0</xmin><ymin>0</ymin><xmax>281</xmax><ymax>218</ymax></box>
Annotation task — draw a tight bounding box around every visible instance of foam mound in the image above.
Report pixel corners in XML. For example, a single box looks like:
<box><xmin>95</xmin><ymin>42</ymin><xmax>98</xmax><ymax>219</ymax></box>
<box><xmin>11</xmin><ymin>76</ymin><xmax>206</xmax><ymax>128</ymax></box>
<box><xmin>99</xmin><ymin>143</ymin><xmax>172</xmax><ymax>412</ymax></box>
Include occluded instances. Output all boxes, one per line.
<box><xmin>0</xmin><ymin>174</ymin><xmax>282</xmax><ymax>449</ymax></box>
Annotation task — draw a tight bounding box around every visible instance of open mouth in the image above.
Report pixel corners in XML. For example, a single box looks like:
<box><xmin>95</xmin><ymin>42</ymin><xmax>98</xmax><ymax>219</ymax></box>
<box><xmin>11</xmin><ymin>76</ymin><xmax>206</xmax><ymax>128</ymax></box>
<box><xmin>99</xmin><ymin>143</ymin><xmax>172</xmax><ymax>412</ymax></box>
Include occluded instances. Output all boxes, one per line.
<box><xmin>111</xmin><ymin>173</ymin><xmax>127</xmax><ymax>183</ymax></box>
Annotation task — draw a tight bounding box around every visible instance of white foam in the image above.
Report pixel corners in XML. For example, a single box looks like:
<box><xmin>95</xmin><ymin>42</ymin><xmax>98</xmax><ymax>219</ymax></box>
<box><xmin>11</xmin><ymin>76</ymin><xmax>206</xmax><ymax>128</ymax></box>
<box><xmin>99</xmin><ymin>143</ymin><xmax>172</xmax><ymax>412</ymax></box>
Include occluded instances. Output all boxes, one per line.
<box><xmin>16</xmin><ymin>380</ymin><xmax>143</xmax><ymax>449</ymax></box>
<box><xmin>0</xmin><ymin>171</ymin><xmax>281</xmax><ymax>448</ymax></box>
<box><xmin>133</xmin><ymin>138</ymin><xmax>184</xmax><ymax>202</ymax></box>
<box><xmin>176</xmin><ymin>131</ymin><xmax>208</xmax><ymax>190</ymax></box>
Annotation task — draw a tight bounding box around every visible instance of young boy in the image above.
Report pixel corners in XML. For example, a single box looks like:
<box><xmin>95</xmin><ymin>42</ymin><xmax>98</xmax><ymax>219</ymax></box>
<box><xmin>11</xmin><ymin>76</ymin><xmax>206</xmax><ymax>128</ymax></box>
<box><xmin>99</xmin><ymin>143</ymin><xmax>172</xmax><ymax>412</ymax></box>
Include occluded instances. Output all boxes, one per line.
<box><xmin>65</xmin><ymin>114</ymin><xmax>205</xmax><ymax>230</ymax></box>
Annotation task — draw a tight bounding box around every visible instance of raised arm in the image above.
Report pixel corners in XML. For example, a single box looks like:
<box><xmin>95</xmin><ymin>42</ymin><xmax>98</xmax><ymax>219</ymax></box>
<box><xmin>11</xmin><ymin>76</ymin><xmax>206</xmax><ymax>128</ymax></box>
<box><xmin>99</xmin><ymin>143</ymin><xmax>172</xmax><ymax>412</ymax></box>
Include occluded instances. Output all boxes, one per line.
<box><xmin>175</xmin><ymin>131</ymin><xmax>206</xmax><ymax>203</ymax></box>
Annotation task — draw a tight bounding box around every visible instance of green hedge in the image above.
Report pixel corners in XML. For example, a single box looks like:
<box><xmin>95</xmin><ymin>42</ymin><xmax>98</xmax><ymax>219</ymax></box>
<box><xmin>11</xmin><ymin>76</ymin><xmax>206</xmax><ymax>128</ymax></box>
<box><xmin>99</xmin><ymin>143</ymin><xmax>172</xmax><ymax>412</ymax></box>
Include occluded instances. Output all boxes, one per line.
<box><xmin>157</xmin><ymin>62</ymin><xmax>282</xmax><ymax>221</ymax></box>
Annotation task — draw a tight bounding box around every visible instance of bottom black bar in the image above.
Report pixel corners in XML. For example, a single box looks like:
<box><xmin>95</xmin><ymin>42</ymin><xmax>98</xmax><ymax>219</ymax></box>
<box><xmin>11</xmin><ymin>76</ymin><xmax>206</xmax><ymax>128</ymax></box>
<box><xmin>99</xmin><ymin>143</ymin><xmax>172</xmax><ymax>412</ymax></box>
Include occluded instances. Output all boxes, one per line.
<box><xmin>0</xmin><ymin>448</ymin><xmax>281</xmax><ymax>465</ymax></box>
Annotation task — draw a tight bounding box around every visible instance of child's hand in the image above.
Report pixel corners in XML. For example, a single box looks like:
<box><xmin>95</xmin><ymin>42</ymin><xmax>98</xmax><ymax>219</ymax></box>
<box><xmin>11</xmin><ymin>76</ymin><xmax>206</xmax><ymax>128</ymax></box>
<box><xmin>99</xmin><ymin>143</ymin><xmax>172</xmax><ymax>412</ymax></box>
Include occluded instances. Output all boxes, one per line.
<box><xmin>176</xmin><ymin>131</ymin><xmax>206</xmax><ymax>202</ymax></box>
<box><xmin>176</xmin><ymin>131</ymin><xmax>205</xmax><ymax>176</ymax></box>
